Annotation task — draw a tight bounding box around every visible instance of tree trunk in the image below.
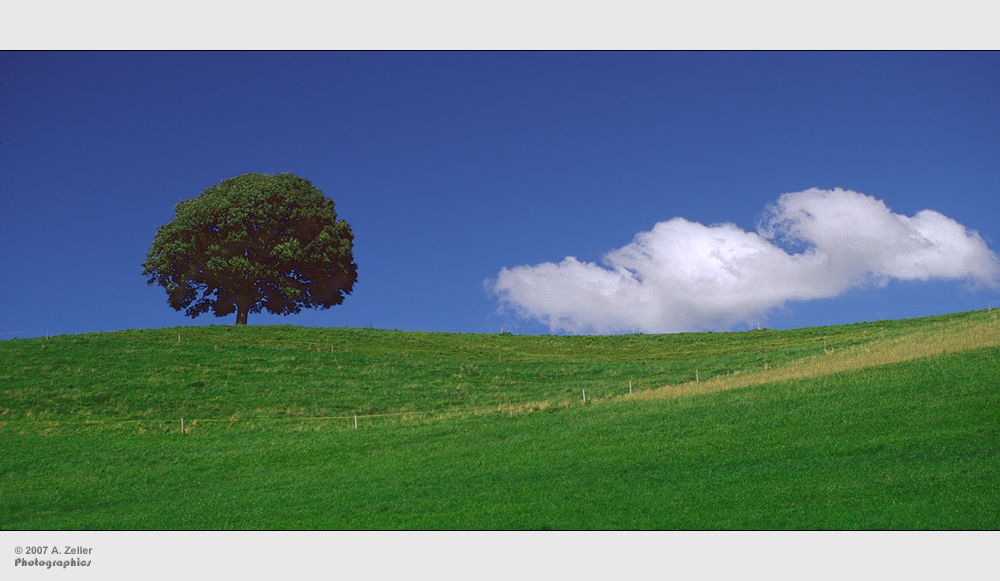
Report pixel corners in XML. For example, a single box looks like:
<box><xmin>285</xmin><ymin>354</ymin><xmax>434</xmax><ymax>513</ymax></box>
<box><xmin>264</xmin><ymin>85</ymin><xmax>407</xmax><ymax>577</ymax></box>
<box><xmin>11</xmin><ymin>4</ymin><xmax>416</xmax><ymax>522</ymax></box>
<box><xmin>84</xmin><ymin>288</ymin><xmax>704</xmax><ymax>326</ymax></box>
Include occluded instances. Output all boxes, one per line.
<box><xmin>235</xmin><ymin>299</ymin><xmax>251</xmax><ymax>325</ymax></box>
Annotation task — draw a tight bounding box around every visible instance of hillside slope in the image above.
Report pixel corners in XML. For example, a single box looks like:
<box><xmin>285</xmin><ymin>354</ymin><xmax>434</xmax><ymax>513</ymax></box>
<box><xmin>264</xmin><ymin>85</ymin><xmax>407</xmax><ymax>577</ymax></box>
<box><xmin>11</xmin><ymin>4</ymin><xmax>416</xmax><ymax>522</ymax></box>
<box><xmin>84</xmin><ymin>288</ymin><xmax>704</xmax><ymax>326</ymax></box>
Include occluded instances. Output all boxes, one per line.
<box><xmin>2</xmin><ymin>309</ymin><xmax>998</xmax><ymax>530</ymax></box>
<box><xmin>1</xmin><ymin>309</ymin><xmax>997</xmax><ymax>429</ymax></box>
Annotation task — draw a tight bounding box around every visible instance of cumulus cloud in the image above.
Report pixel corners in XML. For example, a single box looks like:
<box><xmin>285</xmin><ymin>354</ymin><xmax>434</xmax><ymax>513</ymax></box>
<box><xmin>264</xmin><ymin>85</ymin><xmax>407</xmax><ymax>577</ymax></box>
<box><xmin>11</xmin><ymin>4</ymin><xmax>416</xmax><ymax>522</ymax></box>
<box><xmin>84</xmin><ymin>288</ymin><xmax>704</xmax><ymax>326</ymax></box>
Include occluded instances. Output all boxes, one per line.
<box><xmin>488</xmin><ymin>188</ymin><xmax>1000</xmax><ymax>334</ymax></box>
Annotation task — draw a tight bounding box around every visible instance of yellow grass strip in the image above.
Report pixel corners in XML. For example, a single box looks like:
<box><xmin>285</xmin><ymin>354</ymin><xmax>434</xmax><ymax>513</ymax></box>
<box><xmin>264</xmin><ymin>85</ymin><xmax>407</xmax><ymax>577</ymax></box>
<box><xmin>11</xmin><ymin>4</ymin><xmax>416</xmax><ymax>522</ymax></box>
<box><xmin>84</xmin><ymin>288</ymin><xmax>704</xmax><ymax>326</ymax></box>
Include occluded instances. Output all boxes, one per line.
<box><xmin>629</xmin><ymin>314</ymin><xmax>1000</xmax><ymax>402</ymax></box>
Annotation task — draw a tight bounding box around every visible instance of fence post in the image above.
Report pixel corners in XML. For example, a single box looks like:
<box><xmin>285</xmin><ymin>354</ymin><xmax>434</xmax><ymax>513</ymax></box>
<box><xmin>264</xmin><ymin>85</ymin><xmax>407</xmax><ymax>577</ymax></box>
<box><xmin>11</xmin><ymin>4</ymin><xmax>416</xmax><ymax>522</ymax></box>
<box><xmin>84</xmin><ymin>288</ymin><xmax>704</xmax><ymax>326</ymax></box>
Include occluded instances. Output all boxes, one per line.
<box><xmin>181</xmin><ymin>418</ymin><xmax>185</xmax><ymax>434</ymax></box>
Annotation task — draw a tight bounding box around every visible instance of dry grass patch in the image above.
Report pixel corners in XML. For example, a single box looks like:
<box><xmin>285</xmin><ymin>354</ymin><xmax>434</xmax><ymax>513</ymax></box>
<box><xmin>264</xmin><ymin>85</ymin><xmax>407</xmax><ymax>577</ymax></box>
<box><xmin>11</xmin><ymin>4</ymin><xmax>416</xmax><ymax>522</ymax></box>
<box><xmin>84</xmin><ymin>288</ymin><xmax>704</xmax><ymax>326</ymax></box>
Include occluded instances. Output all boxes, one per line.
<box><xmin>629</xmin><ymin>313</ymin><xmax>1000</xmax><ymax>402</ymax></box>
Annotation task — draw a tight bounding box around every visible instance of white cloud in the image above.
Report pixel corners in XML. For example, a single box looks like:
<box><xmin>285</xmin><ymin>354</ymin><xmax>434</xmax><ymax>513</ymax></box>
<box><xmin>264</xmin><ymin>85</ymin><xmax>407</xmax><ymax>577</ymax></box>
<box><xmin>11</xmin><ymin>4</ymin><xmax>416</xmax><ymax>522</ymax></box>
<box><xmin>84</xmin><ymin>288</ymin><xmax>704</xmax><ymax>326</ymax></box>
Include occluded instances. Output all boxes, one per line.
<box><xmin>488</xmin><ymin>188</ymin><xmax>1000</xmax><ymax>334</ymax></box>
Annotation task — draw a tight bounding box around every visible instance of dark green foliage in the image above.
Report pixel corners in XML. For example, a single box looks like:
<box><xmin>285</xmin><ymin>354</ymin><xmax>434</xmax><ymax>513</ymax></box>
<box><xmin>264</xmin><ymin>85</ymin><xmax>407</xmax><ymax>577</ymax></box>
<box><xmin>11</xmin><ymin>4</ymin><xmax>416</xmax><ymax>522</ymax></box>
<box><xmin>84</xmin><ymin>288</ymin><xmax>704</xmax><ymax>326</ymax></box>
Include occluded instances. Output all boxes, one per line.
<box><xmin>141</xmin><ymin>173</ymin><xmax>357</xmax><ymax>325</ymax></box>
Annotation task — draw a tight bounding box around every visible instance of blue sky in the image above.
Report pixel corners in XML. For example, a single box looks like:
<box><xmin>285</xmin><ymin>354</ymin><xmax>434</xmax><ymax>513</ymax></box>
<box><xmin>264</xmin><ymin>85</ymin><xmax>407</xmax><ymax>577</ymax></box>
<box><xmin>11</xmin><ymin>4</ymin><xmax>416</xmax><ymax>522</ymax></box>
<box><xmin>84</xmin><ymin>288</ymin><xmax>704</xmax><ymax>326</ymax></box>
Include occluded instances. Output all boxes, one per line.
<box><xmin>2</xmin><ymin>51</ymin><xmax>999</xmax><ymax>338</ymax></box>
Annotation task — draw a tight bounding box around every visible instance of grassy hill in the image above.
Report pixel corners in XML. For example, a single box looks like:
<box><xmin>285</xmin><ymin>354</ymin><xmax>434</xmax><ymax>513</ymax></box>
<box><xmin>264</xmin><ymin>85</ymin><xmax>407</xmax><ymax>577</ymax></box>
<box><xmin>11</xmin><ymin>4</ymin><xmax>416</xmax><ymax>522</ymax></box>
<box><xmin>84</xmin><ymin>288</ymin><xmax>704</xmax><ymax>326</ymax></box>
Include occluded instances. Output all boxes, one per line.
<box><xmin>2</xmin><ymin>309</ymin><xmax>998</xmax><ymax>529</ymax></box>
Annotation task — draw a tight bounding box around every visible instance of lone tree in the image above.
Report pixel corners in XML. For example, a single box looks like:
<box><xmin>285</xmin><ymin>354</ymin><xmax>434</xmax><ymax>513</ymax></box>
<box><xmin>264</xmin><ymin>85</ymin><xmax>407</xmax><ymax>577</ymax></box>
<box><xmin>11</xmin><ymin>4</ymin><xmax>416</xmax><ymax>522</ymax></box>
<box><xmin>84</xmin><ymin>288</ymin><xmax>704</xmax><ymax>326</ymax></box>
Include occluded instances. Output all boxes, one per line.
<box><xmin>142</xmin><ymin>172</ymin><xmax>357</xmax><ymax>325</ymax></box>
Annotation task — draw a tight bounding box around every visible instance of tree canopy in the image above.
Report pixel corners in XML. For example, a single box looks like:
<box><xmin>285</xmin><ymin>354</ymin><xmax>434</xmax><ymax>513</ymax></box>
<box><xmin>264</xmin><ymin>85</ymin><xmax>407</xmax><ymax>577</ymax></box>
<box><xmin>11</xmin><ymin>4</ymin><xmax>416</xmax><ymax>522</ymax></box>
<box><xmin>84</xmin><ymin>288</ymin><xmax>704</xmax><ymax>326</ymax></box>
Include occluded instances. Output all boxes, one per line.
<box><xmin>142</xmin><ymin>172</ymin><xmax>357</xmax><ymax>325</ymax></box>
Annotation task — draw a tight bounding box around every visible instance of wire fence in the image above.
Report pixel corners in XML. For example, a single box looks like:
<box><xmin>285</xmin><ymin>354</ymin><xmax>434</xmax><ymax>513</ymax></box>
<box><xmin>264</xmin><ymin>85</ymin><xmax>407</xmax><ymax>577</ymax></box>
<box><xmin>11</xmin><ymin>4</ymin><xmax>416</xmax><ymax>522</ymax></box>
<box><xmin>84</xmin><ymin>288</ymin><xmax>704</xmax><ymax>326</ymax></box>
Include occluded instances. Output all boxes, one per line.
<box><xmin>4</xmin><ymin>306</ymin><xmax>997</xmax><ymax>435</ymax></box>
<box><xmin>0</xmin><ymin>402</ymin><xmax>536</xmax><ymax>435</ymax></box>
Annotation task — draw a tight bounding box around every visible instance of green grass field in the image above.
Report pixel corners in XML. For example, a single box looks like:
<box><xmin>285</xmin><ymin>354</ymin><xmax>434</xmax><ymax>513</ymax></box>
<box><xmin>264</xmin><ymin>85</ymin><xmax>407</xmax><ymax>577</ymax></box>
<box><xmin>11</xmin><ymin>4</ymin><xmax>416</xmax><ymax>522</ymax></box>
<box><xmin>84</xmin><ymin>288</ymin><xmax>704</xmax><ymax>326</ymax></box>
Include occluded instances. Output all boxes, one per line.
<box><xmin>2</xmin><ymin>310</ymin><xmax>998</xmax><ymax>529</ymax></box>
